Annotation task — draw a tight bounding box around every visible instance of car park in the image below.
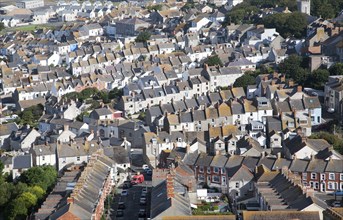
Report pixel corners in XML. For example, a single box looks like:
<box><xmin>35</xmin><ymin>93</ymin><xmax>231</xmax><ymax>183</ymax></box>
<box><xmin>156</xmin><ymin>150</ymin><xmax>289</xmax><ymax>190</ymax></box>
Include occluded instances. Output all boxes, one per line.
<box><xmin>121</xmin><ymin>190</ymin><xmax>128</xmax><ymax>196</ymax></box>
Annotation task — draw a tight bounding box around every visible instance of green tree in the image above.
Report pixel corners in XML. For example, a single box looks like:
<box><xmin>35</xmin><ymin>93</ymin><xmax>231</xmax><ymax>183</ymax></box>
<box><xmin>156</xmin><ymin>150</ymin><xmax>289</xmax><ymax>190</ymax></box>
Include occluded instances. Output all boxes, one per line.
<box><xmin>108</xmin><ymin>88</ymin><xmax>123</xmax><ymax>100</ymax></box>
<box><xmin>205</xmin><ymin>55</ymin><xmax>223</xmax><ymax>67</ymax></box>
<box><xmin>329</xmin><ymin>63</ymin><xmax>343</xmax><ymax>75</ymax></box>
<box><xmin>307</xmin><ymin>69</ymin><xmax>330</xmax><ymax>90</ymax></box>
<box><xmin>19</xmin><ymin>166</ymin><xmax>57</xmax><ymax>191</ymax></box>
<box><xmin>278</xmin><ymin>55</ymin><xmax>309</xmax><ymax>83</ymax></box>
<box><xmin>263</xmin><ymin>12</ymin><xmax>307</xmax><ymax>38</ymax></box>
<box><xmin>0</xmin><ymin>22</ymin><xmax>4</xmax><ymax>32</ymax></box>
<box><xmin>316</xmin><ymin>2</ymin><xmax>336</xmax><ymax>19</ymax></box>
<box><xmin>28</xmin><ymin>186</ymin><xmax>45</xmax><ymax>200</ymax></box>
<box><xmin>147</xmin><ymin>4</ymin><xmax>162</xmax><ymax>11</ymax></box>
<box><xmin>21</xmin><ymin>111</ymin><xmax>34</xmax><ymax>126</ymax></box>
<box><xmin>135</xmin><ymin>31</ymin><xmax>151</xmax><ymax>43</ymax></box>
<box><xmin>233</xmin><ymin>73</ymin><xmax>256</xmax><ymax>89</ymax></box>
<box><xmin>18</xmin><ymin>192</ymin><xmax>37</xmax><ymax>208</ymax></box>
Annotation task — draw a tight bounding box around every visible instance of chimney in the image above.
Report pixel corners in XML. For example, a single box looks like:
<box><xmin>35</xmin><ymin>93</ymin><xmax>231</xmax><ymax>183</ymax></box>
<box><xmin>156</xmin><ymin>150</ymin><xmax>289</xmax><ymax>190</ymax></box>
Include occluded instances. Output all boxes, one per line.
<box><xmin>64</xmin><ymin>124</ymin><xmax>69</xmax><ymax>131</ymax></box>
<box><xmin>166</xmin><ymin>173</ymin><xmax>175</xmax><ymax>199</ymax></box>
<box><xmin>67</xmin><ymin>197</ymin><xmax>74</xmax><ymax>204</ymax></box>
<box><xmin>305</xmin><ymin>187</ymin><xmax>315</xmax><ymax>198</ymax></box>
<box><xmin>297</xmin><ymin>85</ymin><xmax>302</xmax><ymax>93</ymax></box>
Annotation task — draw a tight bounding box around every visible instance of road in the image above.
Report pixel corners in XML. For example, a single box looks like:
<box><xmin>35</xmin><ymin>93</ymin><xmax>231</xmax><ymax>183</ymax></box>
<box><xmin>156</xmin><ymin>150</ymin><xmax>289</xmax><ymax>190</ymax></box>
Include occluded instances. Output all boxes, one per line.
<box><xmin>109</xmin><ymin>179</ymin><xmax>152</xmax><ymax>220</ymax></box>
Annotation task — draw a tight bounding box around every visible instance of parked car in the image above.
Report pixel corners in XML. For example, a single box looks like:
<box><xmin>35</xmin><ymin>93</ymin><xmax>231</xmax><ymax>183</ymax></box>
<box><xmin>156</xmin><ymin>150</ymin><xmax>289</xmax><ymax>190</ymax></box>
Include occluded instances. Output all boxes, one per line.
<box><xmin>142</xmin><ymin>187</ymin><xmax>148</xmax><ymax>194</ymax></box>
<box><xmin>146</xmin><ymin>169</ymin><xmax>152</xmax><ymax>175</ymax></box>
<box><xmin>140</xmin><ymin>197</ymin><xmax>147</xmax><ymax>205</ymax></box>
<box><xmin>332</xmin><ymin>201</ymin><xmax>342</xmax><ymax>207</ymax></box>
<box><xmin>142</xmin><ymin>164</ymin><xmax>149</xmax><ymax>170</ymax></box>
<box><xmin>121</xmin><ymin>190</ymin><xmax>128</xmax><ymax>196</ymax></box>
<box><xmin>116</xmin><ymin>210</ymin><xmax>124</xmax><ymax>217</ymax></box>
<box><xmin>118</xmin><ymin>202</ymin><xmax>126</xmax><ymax>209</ymax></box>
<box><xmin>138</xmin><ymin>209</ymin><xmax>146</xmax><ymax>217</ymax></box>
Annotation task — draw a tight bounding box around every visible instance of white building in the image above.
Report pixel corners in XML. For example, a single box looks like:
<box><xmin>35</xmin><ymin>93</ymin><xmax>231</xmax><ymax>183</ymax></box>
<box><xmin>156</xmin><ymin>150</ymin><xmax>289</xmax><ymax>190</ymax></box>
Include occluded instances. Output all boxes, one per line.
<box><xmin>16</xmin><ymin>0</ymin><xmax>44</xmax><ymax>9</ymax></box>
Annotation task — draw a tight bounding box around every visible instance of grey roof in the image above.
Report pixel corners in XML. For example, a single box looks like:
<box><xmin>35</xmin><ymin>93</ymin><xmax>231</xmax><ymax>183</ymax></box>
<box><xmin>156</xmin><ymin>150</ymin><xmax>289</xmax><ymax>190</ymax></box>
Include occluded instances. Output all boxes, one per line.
<box><xmin>242</xmin><ymin>156</ymin><xmax>260</xmax><ymax>172</ymax></box>
<box><xmin>103</xmin><ymin>146</ymin><xmax>129</xmax><ymax>164</ymax></box>
<box><xmin>266</xmin><ymin>116</ymin><xmax>282</xmax><ymax>133</ymax></box>
<box><xmin>161</xmin><ymin>103</ymin><xmax>174</xmax><ymax>114</ymax></box>
<box><xmin>13</xmin><ymin>154</ymin><xmax>32</xmax><ymax>169</ymax></box>
<box><xmin>289</xmin><ymin>159</ymin><xmax>309</xmax><ymax>172</ymax></box>
<box><xmin>209</xmin><ymin>92</ymin><xmax>222</xmax><ymax>104</ymax></box>
<box><xmin>257</xmin><ymin>157</ymin><xmax>276</xmax><ymax>170</ymax></box>
<box><xmin>231</xmin><ymin>101</ymin><xmax>244</xmax><ymax>114</ymax></box>
<box><xmin>325</xmin><ymin>159</ymin><xmax>343</xmax><ymax>173</ymax></box>
<box><xmin>182</xmin><ymin>151</ymin><xmax>199</xmax><ymax>166</ymax></box>
<box><xmin>306</xmin><ymin>159</ymin><xmax>327</xmax><ymax>173</ymax></box>
<box><xmin>195</xmin><ymin>152</ymin><xmax>213</xmax><ymax>166</ymax></box>
<box><xmin>210</xmin><ymin>155</ymin><xmax>228</xmax><ymax>167</ymax></box>
<box><xmin>173</xmin><ymin>101</ymin><xmax>187</xmax><ymax>112</ymax></box>
<box><xmin>192</xmin><ymin>109</ymin><xmax>206</xmax><ymax>121</ymax></box>
<box><xmin>32</xmin><ymin>144</ymin><xmax>56</xmax><ymax>156</ymax></box>
<box><xmin>0</xmin><ymin>122</ymin><xmax>18</xmax><ymax>136</ymax></box>
<box><xmin>180</xmin><ymin>111</ymin><xmax>193</xmax><ymax>123</ymax></box>
<box><xmin>289</xmin><ymin>99</ymin><xmax>305</xmax><ymax>111</ymax></box>
<box><xmin>196</xmin><ymin>95</ymin><xmax>210</xmax><ymax>106</ymax></box>
<box><xmin>148</xmin><ymin>106</ymin><xmax>163</xmax><ymax>117</ymax></box>
<box><xmin>225</xmin><ymin>155</ymin><xmax>244</xmax><ymax>169</ymax></box>
<box><xmin>184</xmin><ymin>98</ymin><xmax>198</xmax><ymax>109</ymax></box>
<box><xmin>272</xmin><ymin>157</ymin><xmax>292</xmax><ymax>170</ymax></box>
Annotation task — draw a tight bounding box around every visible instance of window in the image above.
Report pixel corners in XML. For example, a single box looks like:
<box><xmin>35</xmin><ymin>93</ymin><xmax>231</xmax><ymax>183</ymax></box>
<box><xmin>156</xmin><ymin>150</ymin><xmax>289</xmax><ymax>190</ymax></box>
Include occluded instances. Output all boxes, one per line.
<box><xmin>207</xmin><ymin>167</ymin><xmax>211</xmax><ymax>174</ymax></box>
<box><xmin>250</xmin><ymin>113</ymin><xmax>253</xmax><ymax>116</ymax></box>
<box><xmin>213</xmin><ymin>167</ymin><xmax>219</xmax><ymax>173</ymax></box>
<box><xmin>321</xmin><ymin>174</ymin><xmax>325</xmax><ymax>180</ymax></box>
<box><xmin>199</xmin><ymin>166</ymin><xmax>204</xmax><ymax>173</ymax></box>
<box><xmin>329</xmin><ymin>173</ymin><xmax>335</xmax><ymax>180</ymax></box>
<box><xmin>309</xmin><ymin>181</ymin><xmax>314</xmax><ymax>188</ymax></box>
<box><xmin>328</xmin><ymin>182</ymin><xmax>335</xmax><ymax>190</ymax></box>
<box><xmin>314</xmin><ymin>182</ymin><xmax>319</xmax><ymax>189</ymax></box>
<box><xmin>302</xmin><ymin>173</ymin><xmax>307</xmax><ymax>180</ymax></box>
<box><xmin>212</xmin><ymin>175</ymin><xmax>220</xmax><ymax>183</ymax></box>
<box><xmin>42</xmin><ymin>156</ymin><xmax>45</xmax><ymax>161</ymax></box>
<box><xmin>311</xmin><ymin>173</ymin><xmax>317</xmax><ymax>180</ymax></box>
<box><xmin>274</xmin><ymin>138</ymin><xmax>279</xmax><ymax>142</ymax></box>
<box><xmin>235</xmin><ymin>182</ymin><xmax>240</xmax><ymax>188</ymax></box>
<box><xmin>198</xmin><ymin>174</ymin><xmax>204</xmax><ymax>181</ymax></box>
<box><xmin>221</xmin><ymin>168</ymin><xmax>226</xmax><ymax>174</ymax></box>
<box><xmin>237</xmin><ymin>115</ymin><xmax>240</xmax><ymax>118</ymax></box>
<box><xmin>77</xmin><ymin>156</ymin><xmax>80</xmax><ymax>161</ymax></box>
<box><xmin>62</xmin><ymin>158</ymin><xmax>66</xmax><ymax>163</ymax></box>
<box><xmin>222</xmin><ymin>176</ymin><xmax>226</xmax><ymax>185</ymax></box>
<box><xmin>340</xmin><ymin>174</ymin><xmax>343</xmax><ymax>181</ymax></box>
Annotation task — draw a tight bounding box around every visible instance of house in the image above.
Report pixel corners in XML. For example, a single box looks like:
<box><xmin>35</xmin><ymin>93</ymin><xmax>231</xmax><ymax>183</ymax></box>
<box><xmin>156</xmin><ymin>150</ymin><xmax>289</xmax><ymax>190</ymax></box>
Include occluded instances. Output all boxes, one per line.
<box><xmin>30</xmin><ymin>143</ymin><xmax>57</xmax><ymax>167</ymax></box>
<box><xmin>0</xmin><ymin>123</ymin><xmax>19</xmax><ymax>149</ymax></box>
<box><xmin>228</xmin><ymin>58</ymin><xmax>256</xmax><ymax>72</ymax></box>
<box><xmin>283</xmin><ymin>135</ymin><xmax>332</xmax><ymax>160</ymax></box>
<box><xmin>116</xmin><ymin>17</ymin><xmax>150</xmax><ymax>37</ymax></box>
<box><xmin>56</xmin><ymin>139</ymin><xmax>102</xmax><ymax>171</ymax></box>
<box><xmin>150</xmin><ymin>170</ymin><xmax>192</xmax><ymax>219</ymax></box>
<box><xmin>12</xmin><ymin>154</ymin><xmax>33</xmax><ymax>179</ymax></box>
<box><xmin>324</xmin><ymin>75</ymin><xmax>343</xmax><ymax>121</ymax></box>
<box><xmin>227</xmin><ymin>164</ymin><xmax>254</xmax><ymax>198</ymax></box>
<box><xmin>10</xmin><ymin>127</ymin><xmax>40</xmax><ymax>151</ymax></box>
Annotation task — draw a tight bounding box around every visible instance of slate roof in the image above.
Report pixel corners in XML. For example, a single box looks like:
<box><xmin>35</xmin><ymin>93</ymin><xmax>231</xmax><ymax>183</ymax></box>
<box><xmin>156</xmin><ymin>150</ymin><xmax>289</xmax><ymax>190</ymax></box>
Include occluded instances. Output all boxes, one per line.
<box><xmin>195</xmin><ymin>152</ymin><xmax>213</xmax><ymax>166</ymax></box>
<box><xmin>13</xmin><ymin>154</ymin><xmax>32</xmax><ymax>169</ymax></box>
<box><xmin>210</xmin><ymin>155</ymin><xmax>228</xmax><ymax>167</ymax></box>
